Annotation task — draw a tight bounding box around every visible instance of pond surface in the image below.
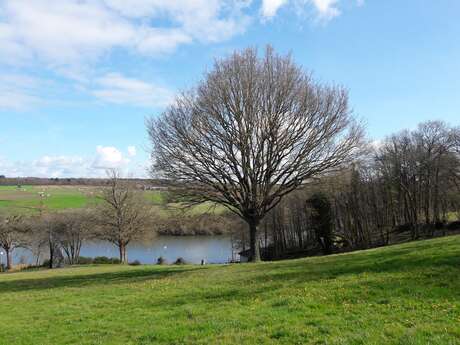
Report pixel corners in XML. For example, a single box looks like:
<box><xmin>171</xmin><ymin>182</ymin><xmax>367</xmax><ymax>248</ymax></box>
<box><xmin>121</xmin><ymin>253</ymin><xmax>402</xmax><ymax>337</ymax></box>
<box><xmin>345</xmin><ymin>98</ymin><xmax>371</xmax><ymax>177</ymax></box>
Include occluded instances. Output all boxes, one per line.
<box><xmin>11</xmin><ymin>235</ymin><xmax>237</xmax><ymax>265</ymax></box>
<box><xmin>81</xmin><ymin>236</ymin><xmax>236</xmax><ymax>264</ymax></box>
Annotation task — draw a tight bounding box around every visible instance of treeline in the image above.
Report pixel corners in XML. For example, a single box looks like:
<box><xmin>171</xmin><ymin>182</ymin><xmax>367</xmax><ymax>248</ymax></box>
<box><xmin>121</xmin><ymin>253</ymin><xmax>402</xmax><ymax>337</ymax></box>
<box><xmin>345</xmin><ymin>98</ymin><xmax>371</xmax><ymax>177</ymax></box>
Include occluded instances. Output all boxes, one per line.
<box><xmin>245</xmin><ymin>121</ymin><xmax>460</xmax><ymax>259</ymax></box>
<box><xmin>0</xmin><ymin>176</ymin><xmax>167</xmax><ymax>189</ymax></box>
<box><xmin>155</xmin><ymin>213</ymin><xmax>242</xmax><ymax>236</ymax></box>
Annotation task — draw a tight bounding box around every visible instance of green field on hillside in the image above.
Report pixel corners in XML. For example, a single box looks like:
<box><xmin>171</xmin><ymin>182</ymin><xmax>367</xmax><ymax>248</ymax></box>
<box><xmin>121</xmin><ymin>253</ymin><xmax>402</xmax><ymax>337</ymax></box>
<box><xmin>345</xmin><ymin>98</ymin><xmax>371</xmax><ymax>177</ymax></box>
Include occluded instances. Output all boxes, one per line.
<box><xmin>0</xmin><ymin>235</ymin><xmax>459</xmax><ymax>345</ymax></box>
<box><xmin>0</xmin><ymin>185</ymin><xmax>91</xmax><ymax>214</ymax></box>
<box><xmin>0</xmin><ymin>185</ymin><xmax>224</xmax><ymax>216</ymax></box>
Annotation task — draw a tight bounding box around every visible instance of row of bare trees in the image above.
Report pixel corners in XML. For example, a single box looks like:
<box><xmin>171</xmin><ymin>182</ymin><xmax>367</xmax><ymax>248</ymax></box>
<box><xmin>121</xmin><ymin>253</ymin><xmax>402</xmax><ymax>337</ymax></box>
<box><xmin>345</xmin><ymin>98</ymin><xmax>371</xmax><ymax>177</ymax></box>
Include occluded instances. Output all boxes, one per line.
<box><xmin>374</xmin><ymin>122</ymin><xmax>459</xmax><ymax>235</ymax></box>
<box><xmin>235</xmin><ymin>121</ymin><xmax>460</xmax><ymax>258</ymax></box>
<box><xmin>0</xmin><ymin>172</ymin><xmax>154</xmax><ymax>270</ymax></box>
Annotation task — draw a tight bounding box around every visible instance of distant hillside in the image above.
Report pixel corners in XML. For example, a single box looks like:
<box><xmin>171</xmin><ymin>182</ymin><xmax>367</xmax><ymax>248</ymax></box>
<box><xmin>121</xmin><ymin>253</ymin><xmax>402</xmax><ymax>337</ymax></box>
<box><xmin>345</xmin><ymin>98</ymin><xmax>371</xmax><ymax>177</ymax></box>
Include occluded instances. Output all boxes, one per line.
<box><xmin>0</xmin><ymin>184</ymin><xmax>237</xmax><ymax>235</ymax></box>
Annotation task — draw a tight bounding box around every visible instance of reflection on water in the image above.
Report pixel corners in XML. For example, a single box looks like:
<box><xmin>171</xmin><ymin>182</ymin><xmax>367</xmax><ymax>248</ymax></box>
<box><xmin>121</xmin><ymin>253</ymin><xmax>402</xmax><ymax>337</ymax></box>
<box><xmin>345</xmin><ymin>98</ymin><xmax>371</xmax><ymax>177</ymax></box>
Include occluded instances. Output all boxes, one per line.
<box><xmin>13</xmin><ymin>235</ymin><xmax>237</xmax><ymax>265</ymax></box>
<box><xmin>81</xmin><ymin>236</ymin><xmax>236</xmax><ymax>264</ymax></box>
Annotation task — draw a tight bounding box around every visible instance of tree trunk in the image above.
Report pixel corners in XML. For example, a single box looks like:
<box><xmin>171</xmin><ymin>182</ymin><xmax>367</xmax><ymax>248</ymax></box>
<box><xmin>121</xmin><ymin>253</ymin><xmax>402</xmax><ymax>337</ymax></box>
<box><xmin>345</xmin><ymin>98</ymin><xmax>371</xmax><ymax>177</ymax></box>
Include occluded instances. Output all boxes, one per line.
<box><xmin>248</xmin><ymin>219</ymin><xmax>261</xmax><ymax>262</ymax></box>
<box><xmin>6</xmin><ymin>248</ymin><xmax>12</xmax><ymax>270</ymax></box>
<box><xmin>119</xmin><ymin>242</ymin><xmax>127</xmax><ymax>264</ymax></box>
<box><xmin>49</xmin><ymin>242</ymin><xmax>54</xmax><ymax>269</ymax></box>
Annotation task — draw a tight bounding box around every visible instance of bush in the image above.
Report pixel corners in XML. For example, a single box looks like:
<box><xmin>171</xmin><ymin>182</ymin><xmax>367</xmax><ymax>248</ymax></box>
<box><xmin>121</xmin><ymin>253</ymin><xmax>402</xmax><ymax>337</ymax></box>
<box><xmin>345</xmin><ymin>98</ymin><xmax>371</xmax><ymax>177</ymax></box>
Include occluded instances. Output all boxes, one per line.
<box><xmin>93</xmin><ymin>256</ymin><xmax>121</xmax><ymax>265</ymax></box>
<box><xmin>447</xmin><ymin>221</ymin><xmax>460</xmax><ymax>230</ymax></box>
<box><xmin>174</xmin><ymin>257</ymin><xmax>187</xmax><ymax>265</ymax></box>
<box><xmin>394</xmin><ymin>223</ymin><xmax>413</xmax><ymax>233</ymax></box>
<box><xmin>156</xmin><ymin>256</ymin><xmax>166</xmax><ymax>265</ymax></box>
<box><xmin>129</xmin><ymin>260</ymin><xmax>141</xmax><ymax>266</ymax></box>
<box><xmin>434</xmin><ymin>221</ymin><xmax>445</xmax><ymax>230</ymax></box>
<box><xmin>77</xmin><ymin>257</ymin><xmax>94</xmax><ymax>265</ymax></box>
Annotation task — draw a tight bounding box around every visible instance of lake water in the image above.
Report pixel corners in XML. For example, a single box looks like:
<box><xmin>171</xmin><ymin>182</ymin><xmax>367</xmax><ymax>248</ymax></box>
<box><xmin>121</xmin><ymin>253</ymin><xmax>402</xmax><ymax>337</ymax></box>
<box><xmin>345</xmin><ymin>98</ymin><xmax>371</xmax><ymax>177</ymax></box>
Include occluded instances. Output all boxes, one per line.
<box><xmin>81</xmin><ymin>236</ymin><xmax>237</xmax><ymax>264</ymax></box>
<box><xmin>10</xmin><ymin>235</ymin><xmax>237</xmax><ymax>266</ymax></box>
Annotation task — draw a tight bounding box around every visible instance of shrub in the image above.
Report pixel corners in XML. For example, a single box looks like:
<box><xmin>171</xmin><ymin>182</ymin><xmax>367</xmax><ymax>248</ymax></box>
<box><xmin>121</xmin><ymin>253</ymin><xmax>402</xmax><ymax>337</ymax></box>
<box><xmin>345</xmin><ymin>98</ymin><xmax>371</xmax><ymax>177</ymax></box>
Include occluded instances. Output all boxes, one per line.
<box><xmin>93</xmin><ymin>256</ymin><xmax>121</xmax><ymax>264</ymax></box>
<box><xmin>15</xmin><ymin>265</ymin><xmax>41</xmax><ymax>272</ymax></box>
<box><xmin>447</xmin><ymin>221</ymin><xmax>460</xmax><ymax>230</ymax></box>
<box><xmin>129</xmin><ymin>260</ymin><xmax>141</xmax><ymax>266</ymax></box>
<box><xmin>434</xmin><ymin>221</ymin><xmax>445</xmax><ymax>230</ymax></box>
<box><xmin>77</xmin><ymin>256</ymin><xmax>94</xmax><ymax>265</ymax></box>
<box><xmin>394</xmin><ymin>223</ymin><xmax>413</xmax><ymax>233</ymax></box>
<box><xmin>174</xmin><ymin>257</ymin><xmax>187</xmax><ymax>265</ymax></box>
<box><xmin>157</xmin><ymin>256</ymin><xmax>166</xmax><ymax>265</ymax></box>
<box><xmin>42</xmin><ymin>257</ymin><xmax>65</xmax><ymax>268</ymax></box>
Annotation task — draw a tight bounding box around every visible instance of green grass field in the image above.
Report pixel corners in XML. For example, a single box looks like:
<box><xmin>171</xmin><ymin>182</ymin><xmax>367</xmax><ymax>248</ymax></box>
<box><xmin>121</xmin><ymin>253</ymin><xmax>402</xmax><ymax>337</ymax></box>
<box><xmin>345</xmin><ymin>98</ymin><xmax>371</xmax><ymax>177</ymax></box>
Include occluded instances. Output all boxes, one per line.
<box><xmin>0</xmin><ymin>185</ymin><xmax>96</xmax><ymax>214</ymax></box>
<box><xmin>0</xmin><ymin>235</ymin><xmax>459</xmax><ymax>345</ymax></box>
<box><xmin>0</xmin><ymin>185</ymin><xmax>225</xmax><ymax>216</ymax></box>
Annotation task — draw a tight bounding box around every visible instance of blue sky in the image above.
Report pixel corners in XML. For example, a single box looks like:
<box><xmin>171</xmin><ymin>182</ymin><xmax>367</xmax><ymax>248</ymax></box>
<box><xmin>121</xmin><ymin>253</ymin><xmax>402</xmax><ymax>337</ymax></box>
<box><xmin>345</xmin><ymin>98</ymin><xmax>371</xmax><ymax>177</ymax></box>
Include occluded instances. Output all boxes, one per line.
<box><xmin>1</xmin><ymin>0</ymin><xmax>459</xmax><ymax>178</ymax></box>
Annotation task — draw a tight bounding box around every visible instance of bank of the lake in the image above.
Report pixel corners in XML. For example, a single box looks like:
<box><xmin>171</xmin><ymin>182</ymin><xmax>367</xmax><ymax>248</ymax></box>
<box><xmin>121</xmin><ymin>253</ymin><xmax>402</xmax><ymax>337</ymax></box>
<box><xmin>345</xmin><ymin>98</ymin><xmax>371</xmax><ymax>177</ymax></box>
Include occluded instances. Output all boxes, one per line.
<box><xmin>1</xmin><ymin>235</ymin><xmax>459</xmax><ymax>345</ymax></box>
<box><xmin>12</xmin><ymin>235</ymin><xmax>238</xmax><ymax>266</ymax></box>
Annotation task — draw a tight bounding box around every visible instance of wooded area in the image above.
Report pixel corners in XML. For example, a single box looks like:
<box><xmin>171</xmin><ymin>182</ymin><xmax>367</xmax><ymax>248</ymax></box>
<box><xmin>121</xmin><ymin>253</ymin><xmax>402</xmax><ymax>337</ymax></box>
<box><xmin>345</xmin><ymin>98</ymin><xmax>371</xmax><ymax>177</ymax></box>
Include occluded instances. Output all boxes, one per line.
<box><xmin>250</xmin><ymin>121</ymin><xmax>460</xmax><ymax>259</ymax></box>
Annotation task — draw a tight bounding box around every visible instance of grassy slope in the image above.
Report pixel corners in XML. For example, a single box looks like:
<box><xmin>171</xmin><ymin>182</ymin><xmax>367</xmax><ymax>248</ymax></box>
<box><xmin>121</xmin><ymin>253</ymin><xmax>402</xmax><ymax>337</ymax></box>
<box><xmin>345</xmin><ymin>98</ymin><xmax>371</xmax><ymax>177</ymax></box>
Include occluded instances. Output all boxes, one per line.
<box><xmin>0</xmin><ymin>236</ymin><xmax>459</xmax><ymax>345</ymax></box>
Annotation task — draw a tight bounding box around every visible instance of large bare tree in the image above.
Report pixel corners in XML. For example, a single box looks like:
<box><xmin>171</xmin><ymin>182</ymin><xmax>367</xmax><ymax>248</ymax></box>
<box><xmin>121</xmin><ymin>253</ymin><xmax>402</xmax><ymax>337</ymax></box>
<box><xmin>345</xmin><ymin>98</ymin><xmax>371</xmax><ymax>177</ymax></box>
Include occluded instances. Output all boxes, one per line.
<box><xmin>147</xmin><ymin>47</ymin><xmax>364</xmax><ymax>261</ymax></box>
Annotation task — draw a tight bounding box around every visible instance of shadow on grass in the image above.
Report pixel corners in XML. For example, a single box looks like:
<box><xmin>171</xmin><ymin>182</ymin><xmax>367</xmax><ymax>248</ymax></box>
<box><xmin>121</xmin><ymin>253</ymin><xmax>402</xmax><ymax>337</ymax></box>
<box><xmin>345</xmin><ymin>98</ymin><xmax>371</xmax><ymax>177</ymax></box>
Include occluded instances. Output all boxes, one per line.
<box><xmin>147</xmin><ymin>237</ymin><xmax>460</xmax><ymax>308</ymax></box>
<box><xmin>0</xmin><ymin>266</ymin><xmax>203</xmax><ymax>293</ymax></box>
<box><xmin>248</xmin><ymin>237</ymin><xmax>460</xmax><ymax>285</ymax></box>
<box><xmin>2</xmin><ymin>236</ymin><xmax>459</xmax><ymax>305</ymax></box>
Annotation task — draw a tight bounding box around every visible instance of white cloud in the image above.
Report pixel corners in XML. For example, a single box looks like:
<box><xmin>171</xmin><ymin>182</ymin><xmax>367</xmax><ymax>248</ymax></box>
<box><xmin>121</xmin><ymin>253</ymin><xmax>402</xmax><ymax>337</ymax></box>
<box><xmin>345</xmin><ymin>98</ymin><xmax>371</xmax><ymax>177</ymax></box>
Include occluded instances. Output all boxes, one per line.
<box><xmin>0</xmin><ymin>157</ymin><xmax>28</xmax><ymax>177</ymax></box>
<box><xmin>0</xmin><ymin>74</ymin><xmax>43</xmax><ymax>110</ymax></box>
<box><xmin>0</xmin><ymin>145</ymin><xmax>147</xmax><ymax>178</ymax></box>
<box><xmin>0</xmin><ymin>0</ymin><xmax>362</xmax><ymax>110</ymax></box>
<box><xmin>127</xmin><ymin>146</ymin><xmax>137</xmax><ymax>157</ymax></box>
<box><xmin>311</xmin><ymin>0</ymin><xmax>340</xmax><ymax>19</ymax></box>
<box><xmin>261</xmin><ymin>0</ymin><xmax>361</xmax><ymax>21</ymax></box>
<box><xmin>0</xmin><ymin>155</ymin><xmax>89</xmax><ymax>178</ymax></box>
<box><xmin>1</xmin><ymin>1</ymin><xmax>132</xmax><ymax>66</ymax></box>
<box><xmin>135</xmin><ymin>28</ymin><xmax>192</xmax><ymax>55</ymax></box>
<box><xmin>261</xmin><ymin>0</ymin><xmax>288</xmax><ymax>18</ymax></box>
<box><xmin>92</xmin><ymin>73</ymin><xmax>174</xmax><ymax>108</ymax></box>
<box><xmin>0</xmin><ymin>90</ymin><xmax>41</xmax><ymax>111</ymax></box>
<box><xmin>0</xmin><ymin>0</ymin><xmax>251</xmax><ymax>69</ymax></box>
<box><xmin>0</xmin><ymin>73</ymin><xmax>78</xmax><ymax>110</ymax></box>
<box><xmin>105</xmin><ymin>0</ymin><xmax>252</xmax><ymax>43</ymax></box>
<box><xmin>35</xmin><ymin>155</ymin><xmax>85</xmax><ymax>168</ymax></box>
<box><xmin>33</xmin><ymin>155</ymin><xmax>87</xmax><ymax>178</ymax></box>
<box><xmin>92</xmin><ymin>145</ymin><xmax>130</xmax><ymax>170</ymax></box>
